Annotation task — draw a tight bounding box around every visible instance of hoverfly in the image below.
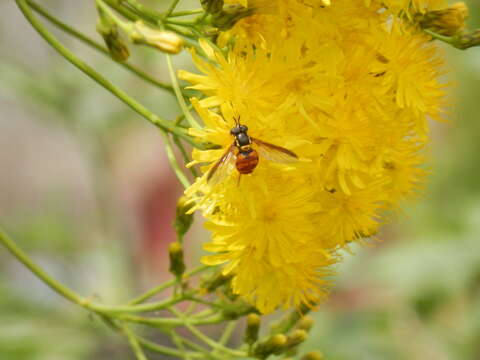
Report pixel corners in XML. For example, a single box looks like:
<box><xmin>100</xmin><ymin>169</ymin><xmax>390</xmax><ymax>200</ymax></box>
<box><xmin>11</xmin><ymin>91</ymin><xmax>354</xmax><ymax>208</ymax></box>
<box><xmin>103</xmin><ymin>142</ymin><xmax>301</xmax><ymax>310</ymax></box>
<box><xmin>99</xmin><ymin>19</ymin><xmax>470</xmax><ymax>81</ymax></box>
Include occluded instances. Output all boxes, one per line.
<box><xmin>206</xmin><ymin>117</ymin><xmax>299</xmax><ymax>185</ymax></box>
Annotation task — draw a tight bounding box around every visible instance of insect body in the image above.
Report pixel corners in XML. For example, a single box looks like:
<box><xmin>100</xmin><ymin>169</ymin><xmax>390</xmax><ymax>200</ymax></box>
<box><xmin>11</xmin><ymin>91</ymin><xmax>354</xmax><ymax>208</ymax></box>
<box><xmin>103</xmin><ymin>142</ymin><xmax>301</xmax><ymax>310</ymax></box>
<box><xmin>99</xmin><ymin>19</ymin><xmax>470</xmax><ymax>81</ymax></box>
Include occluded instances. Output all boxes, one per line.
<box><xmin>206</xmin><ymin>121</ymin><xmax>298</xmax><ymax>185</ymax></box>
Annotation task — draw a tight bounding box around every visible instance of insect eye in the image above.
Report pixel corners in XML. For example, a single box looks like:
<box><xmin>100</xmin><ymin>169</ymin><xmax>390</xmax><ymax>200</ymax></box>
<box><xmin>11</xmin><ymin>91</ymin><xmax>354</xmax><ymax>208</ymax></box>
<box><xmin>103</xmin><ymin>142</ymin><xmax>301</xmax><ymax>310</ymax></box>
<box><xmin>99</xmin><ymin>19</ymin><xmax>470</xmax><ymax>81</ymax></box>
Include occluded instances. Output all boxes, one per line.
<box><xmin>240</xmin><ymin>125</ymin><xmax>248</xmax><ymax>132</ymax></box>
<box><xmin>230</xmin><ymin>127</ymin><xmax>240</xmax><ymax>135</ymax></box>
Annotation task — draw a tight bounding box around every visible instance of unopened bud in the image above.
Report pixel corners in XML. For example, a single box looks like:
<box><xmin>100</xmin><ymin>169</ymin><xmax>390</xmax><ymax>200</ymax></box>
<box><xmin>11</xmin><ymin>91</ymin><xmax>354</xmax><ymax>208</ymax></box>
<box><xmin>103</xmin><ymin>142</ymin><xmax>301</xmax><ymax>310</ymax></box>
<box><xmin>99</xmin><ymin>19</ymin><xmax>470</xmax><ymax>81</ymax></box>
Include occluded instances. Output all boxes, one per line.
<box><xmin>253</xmin><ymin>334</ymin><xmax>287</xmax><ymax>357</ymax></box>
<box><xmin>212</xmin><ymin>5</ymin><xmax>253</xmax><ymax>31</ymax></box>
<box><xmin>131</xmin><ymin>22</ymin><xmax>184</xmax><ymax>54</ymax></box>
<box><xmin>297</xmin><ymin>316</ymin><xmax>314</xmax><ymax>332</ymax></box>
<box><xmin>286</xmin><ymin>329</ymin><xmax>308</xmax><ymax>348</ymax></box>
<box><xmin>301</xmin><ymin>351</ymin><xmax>323</xmax><ymax>360</ymax></box>
<box><xmin>169</xmin><ymin>242</ymin><xmax>185</xmax><ymax>277</ymax></box>
<box><xmin>174</xmin><ymin>196</ymin><xmax>194</xmax><ymax>239</ymax></box>
<box><xmin>418</xmin><ymin>2</ymin><xmax>469</xmax><ymax>36</ymax></box>
<box><xmin>200</xmin><ymin>271</ymin><xmax>232</xmax><ymax>293</ymax></box>
<box><xmin>96</xmin><ymin>8</ymin><xmax>129</xmax><ymax>61</ymax></box>
<box><xmin>201</xmin><ymin>0</ymin><xmax>224</xmax><ymax>14</ymax></box>
<box><xmin>244</xmin><ymin>314</ymin><xmax>261</xmax><ymax>345</ymax></box>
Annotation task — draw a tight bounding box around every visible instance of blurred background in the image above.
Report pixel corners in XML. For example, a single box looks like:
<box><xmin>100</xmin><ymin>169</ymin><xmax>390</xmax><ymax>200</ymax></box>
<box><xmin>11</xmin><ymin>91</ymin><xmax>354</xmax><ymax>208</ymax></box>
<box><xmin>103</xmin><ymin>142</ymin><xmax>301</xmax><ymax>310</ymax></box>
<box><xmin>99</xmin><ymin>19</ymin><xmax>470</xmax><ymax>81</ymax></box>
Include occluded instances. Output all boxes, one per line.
<box><xmin>0</xmin><ymin>1</ymin><xmax>479</xmax><ymax>359</ymax></box>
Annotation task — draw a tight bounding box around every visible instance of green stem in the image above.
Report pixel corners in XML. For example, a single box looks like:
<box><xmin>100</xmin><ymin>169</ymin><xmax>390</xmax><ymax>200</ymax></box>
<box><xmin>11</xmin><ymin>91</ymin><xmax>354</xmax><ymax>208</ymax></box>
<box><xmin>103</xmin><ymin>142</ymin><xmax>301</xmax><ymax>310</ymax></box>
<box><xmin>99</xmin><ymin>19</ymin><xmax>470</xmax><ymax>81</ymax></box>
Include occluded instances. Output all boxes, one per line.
<box><xmin>169</xmin><ymin>9</ymin><xmax>205</xmax><ymax>18</ymax></box>
<box><xmin>116</xmin><ymin>313</ymin><xmax>226</xmax><ymax>327</ymax></box>
<box><xmin>127</xmin><ymin>265</ymin><xmax>209</xmax><ymax>305</ymax></box>
<box><xmin>138</xmin><ymin>336</ymin><xmax>203</xmax><ymax>358</ymax></box>
<box><xmin>166</xmin><ymin>54</ymin><xmax>201</xmax><ymax>129</ymax></box>
<box><xmin>0</xmin><ymin>227</ymin><xmax>87</xmax><ymax>307</ymax></box>
<box><xmin>16</xmin><ymin>0</ymin><xmax>196</xmax><ymax>146</ymax></box>
<box><xmin>162</xmin><ymin>132</ymin><xmax>191</xmax><ymax>188</ymax></box>
<box><xmin>26</xmin><ymin>0</ymin><xmax>174</xmax><ymax>93</ymax></box>
<box><xmin>164</xmin><ymin>0</ymin><xmax>181</xmax><ymax>18</ymax></box>
<box><xmin>122</xmin><ymin>0</ymin><xmax>163</xmax><ymax>22</ymax></box>
<box><xmin>169</xmin><ymin>307</ymin><xmax>246</xmax><ymax>357</ymax></box>
<box><xmin>173</xmin><ymin>135</ymin><xmax>199</xmax><ymax>178</ymax></box>
<box><xmin>122</xmin><ymin>323</ymin><xmax>148</xmax><ymax>360</ymax></box>
<box><xmin>219</xmin><ymin>321</ymin><xmax>237</xmax><ymax>346</ymax></box>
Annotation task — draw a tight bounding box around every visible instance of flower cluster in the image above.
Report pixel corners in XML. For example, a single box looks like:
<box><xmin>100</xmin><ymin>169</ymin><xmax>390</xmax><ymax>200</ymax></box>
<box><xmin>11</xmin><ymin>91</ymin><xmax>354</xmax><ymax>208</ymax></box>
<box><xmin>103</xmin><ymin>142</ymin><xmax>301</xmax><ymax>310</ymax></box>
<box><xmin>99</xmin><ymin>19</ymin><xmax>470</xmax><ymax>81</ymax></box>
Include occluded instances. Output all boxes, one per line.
<box><xmin>180</xmin><ymin>0</ymin><xmax>448</xmax><ymax>313</ymax></box>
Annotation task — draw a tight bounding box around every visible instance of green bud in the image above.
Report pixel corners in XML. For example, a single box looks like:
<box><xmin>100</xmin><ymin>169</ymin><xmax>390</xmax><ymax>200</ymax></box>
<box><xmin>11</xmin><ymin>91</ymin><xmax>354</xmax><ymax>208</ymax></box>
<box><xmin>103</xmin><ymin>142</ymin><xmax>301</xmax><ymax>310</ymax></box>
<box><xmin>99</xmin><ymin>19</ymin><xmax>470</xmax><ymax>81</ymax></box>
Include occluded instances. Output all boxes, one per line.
<box><xmin>168</xmin><ymin>242</ymin><xmax>185</xmax><ymax>277</ymax></box>
<box><xmin>96</xmin><ymin>7</ymin><xmax>129</xmax><ymax>61</ymax></box>
<box><xmin>174</xmin><ymin>196</ymin><xmax>194</xmax><ymax>240</ymax></box>
<box><xmin>286</xmin><ymin>329</ymin><xmax>308</xmax><ymax>348</ymax></box>
<box><xmin>201</xmin><ymin>0</ymin><xmax>224</xmax><ymax>14</ymax></box>
<box><xmin>212</xmin><ymin>5</ymin><xmax>253</xmax><ymax>31</ymax></box>
<box><xmin>297</xmin><ymin>316</ymin><xmax>314</xmax><ymax>332</ymax></box>
<box><xmin>244</xmin><ymin>314</ymin><xmax>260</xmax><ymax>345</ymax></box>
<box><xmin>222</xmin><ymin>300</ymin><xmax>257</xmax><ymax>320</ymax></box>
<box><xmin>301</xmin><ymin>351</ymin><xmax>323</xmax><ymax>360</ymax></box>
<box><xmin>200</xmin><ymin>271</ymin><xmax>232</xmax><ymax>293</ymax></box>
<box><xmin>253</xmin><ymin>334</ymin><xmax>287</xmax><ymax>358</ymax></box>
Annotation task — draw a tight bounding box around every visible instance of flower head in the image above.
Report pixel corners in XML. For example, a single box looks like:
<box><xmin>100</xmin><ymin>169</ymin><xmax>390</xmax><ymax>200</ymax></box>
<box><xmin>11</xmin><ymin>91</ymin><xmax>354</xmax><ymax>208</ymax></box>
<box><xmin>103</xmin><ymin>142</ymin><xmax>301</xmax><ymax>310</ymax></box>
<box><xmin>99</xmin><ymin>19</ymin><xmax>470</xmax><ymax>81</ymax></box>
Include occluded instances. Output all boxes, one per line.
<box><xmin>181</xmin><ymin>0</ymin><xmax>448</xmax><ymax>313</ymax></box>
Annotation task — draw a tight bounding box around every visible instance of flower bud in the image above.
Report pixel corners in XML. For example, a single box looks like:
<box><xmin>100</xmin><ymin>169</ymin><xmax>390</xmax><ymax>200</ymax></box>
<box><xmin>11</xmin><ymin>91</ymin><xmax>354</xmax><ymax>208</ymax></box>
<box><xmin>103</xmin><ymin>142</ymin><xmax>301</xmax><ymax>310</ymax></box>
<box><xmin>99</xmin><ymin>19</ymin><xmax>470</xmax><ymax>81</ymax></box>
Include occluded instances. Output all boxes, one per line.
<box><xmin>200</xmin><ymin>271</ymin><xmax>232</xmax><ymax>293</ymax></box>
<box><xmin>253</xmin><ymin>334</ymin><xmax>287</xmax><ymax>357</ymax></box>
<box><xmin>212</xmin><ymin>5</ymin><xmax>253</xmax><ymax>31</ymax></box>
<box><xmin>301</xmin><ymin>351</ymin><xmax>323</xmax><ymax>360</ymax></box>
<box><xmin>96</xmin><ymin>8</ymin><xmax>129</xmax><ymax>61</ymax></box>
<box><xmin>286</xmin><ymin>329</ymin><xmax>308</xmax><ymax>348</ymax></box>
<box><xmin>297</xmin><ymin>316</ymin><xmax>314</xmax><ymax>332</ymax></box>
<box><xmin>201</xmin><ymin>0</ymin><xmax>224</xmax><ymax>14</ymax></box>
<box><xmin>417</xmin><ymin>2</ymin><xmax>469</xmax><ymax>36</ymax></box>
<box><xmin>244</xmin><ymin>314</ymin><xmax>261</xmax><ymax>345</ymax></box>
<box><xmin>131</xmin><ymin>22</ymin><xmax>184</xmax><ymax>54</ymax></box>
<box><xmin>168</xmin><ymin>242</ymin><xmax>185</xmax><ymax>277</ymax></box>
<box><xmin>174</xmin><ymin>196</ymin><xmax>194</xmax><ymax>239</ymax></box>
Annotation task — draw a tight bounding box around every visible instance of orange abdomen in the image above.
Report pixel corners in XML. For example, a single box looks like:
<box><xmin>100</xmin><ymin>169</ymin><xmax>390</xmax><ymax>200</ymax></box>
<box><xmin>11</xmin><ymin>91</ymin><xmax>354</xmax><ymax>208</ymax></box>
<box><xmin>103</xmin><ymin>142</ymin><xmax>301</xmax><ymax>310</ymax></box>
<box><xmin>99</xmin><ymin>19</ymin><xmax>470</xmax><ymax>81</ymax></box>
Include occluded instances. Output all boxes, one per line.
<box><xmin>236</xmin><ymin>150</ymin><xmax>259</xmax><ymax>174</ymax></box>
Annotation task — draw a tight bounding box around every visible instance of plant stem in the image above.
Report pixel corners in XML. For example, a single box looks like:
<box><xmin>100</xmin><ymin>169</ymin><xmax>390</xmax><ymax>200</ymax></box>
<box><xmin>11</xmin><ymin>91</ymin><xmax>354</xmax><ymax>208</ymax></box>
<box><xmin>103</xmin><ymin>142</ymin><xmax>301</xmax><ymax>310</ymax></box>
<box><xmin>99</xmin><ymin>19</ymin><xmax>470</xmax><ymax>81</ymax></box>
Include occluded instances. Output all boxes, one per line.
<box><xmin>164</xmin><ymin>0</ymin><xmax>181</xmax><ymax>18</ymax></box>
<box><xmin>16</xmin><ymin>0</ymin><xmax>196</xmax><ymax>146</ymax></box>
<box><xmin>138</xmin><ymin>336</ymin><xmax>203</xmax><ymax>358</ymax></box>
<box><xmin>122</xmin><ymin>323</ymin><xmax>149</xmax><ymax>360</ymax></box>
<box><xmin>162</xmin><ymin>132</ymin><xmax>191</xmax><ymax>188</ymax></box>
<box><xmin>166</xmin><ymin>54</ymin><xmax>201</xmax><ymax>129</ymax></box>
<box><xmin>174</xmin><ymin>136</ymin><xmax>199</xmax><ymax>178</ymax></box>
<box><xmin>169</xmin><ymin>307</ymin><xmax>246</xmax><ymax>357</ymax></box>
<box><xmin>26</xmin><ymin>0</ymin><xmax>174</xmax><ymax>93</ymax></box>
<box><xmin>219</xmin><ymin>321</ymin><xmax>237</xmax><ymax>346</ymax></box>
<box><xmin>169</xmin><ymin>9</ymin><xmax>205</xmax><ymax>18</ymax></box>
<box><xmin>0</xmin><ymin>227</ymin><xmax>88</xmax><ymax>307</ymax></box>
<box><xmin>116</xmin><ymin>312</ymin><xmax>226</xmax><ymax>327</ymax></box>
<box><xmin>128</xmin><ymin>265</ymin><xmax>209</xmax><ymax>305</ymax></box>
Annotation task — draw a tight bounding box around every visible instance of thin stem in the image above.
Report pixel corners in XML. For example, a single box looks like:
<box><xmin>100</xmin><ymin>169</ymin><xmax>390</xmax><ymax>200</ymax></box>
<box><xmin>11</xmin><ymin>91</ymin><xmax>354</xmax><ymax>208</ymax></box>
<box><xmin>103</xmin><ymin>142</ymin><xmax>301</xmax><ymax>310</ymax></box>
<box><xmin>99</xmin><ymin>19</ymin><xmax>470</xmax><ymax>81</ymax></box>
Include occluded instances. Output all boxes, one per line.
<box><xmin>0</xmin><ymin>227</ymin><xmax>87</xmax><ymax>307</ymax></box>
<box><xmin>173</xmin><ymin>135</ymin><xmax>199</xmax><ymax>178</ymax></box>
<box><xmin>170</xmin><ymin>329</ymin><xmax>193</xmax><ymax>360</ymax></box>
<box><xmin>169</xmin><ymin>308</ymin><xmax>246</xmax><ymax>357</ymax></box>
<box><xmin>164</xmin><ymin>0</ymin><xmax>181</xmax><ymax>18</ymax></box>
<box><xmin>166</xmin><ymin>54</ymin><xmax>201</xmax><ymax>129</ymax></box>
<box><xmin>122</xmin><ymin>323</ymin><xmax>148</xmax><ymax>360</ymax></box>
<box><xmin>162</xmin><ymin>132</ymin><xmax>191</xmax><ymax>188</ymax></box>
<box><xmin>128</xmin><ymin>265</ymin><xmax>209</xmax><ymax>305</ymax></box>
<box><xmin>96</xmin><ymin>0</ymin><xmax>134</xmax><ymax>33</ymax></box>
<box><xmin>219</xmin><ymin>321</ymin><xmax>237</xmax><ymax>346</ymax></box>
<box><xmin>138</xmin><ymin>336</ymin><xmax>203</xmax><ymax>358</ymax></box>
<box><xmin>26</xmin><ymin>0</ymin><xmax>174</xmax><ymax>93</ymax></box>
<box><xmin>169</xmin><ymin>9</ymin><xmax>204</xmax><ymax>18</ymax></box>
<box><xmin>116</xmin><ymin>313</ymin><xmax>225</xmax><ymax>327</ymax></box>
<box><xmin>122</xmin><ymin>0</ymin><xmax>163</xmax><ymax>21</ymax></box>
<box><xmin>16</xmin><ymin>0</ymin><xmax>196</xmax><ymax>146</ymax></box>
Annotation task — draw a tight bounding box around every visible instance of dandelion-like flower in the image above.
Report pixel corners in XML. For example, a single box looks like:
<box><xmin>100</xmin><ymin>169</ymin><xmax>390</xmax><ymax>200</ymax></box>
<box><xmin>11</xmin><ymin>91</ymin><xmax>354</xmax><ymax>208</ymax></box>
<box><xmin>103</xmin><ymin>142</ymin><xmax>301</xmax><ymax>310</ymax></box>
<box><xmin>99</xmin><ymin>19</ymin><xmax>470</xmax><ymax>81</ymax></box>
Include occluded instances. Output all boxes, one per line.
<box><xmin>181</xmin><ymin>0</ymin><xmax>448</xmax><ymax>313</ymax></box>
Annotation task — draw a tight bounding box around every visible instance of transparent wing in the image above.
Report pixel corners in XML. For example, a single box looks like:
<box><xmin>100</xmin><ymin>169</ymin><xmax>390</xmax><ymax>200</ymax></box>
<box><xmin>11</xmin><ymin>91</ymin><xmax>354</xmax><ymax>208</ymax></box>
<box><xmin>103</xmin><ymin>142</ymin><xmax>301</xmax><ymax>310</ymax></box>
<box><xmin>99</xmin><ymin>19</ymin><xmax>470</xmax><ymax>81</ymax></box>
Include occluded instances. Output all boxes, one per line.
<box><xmin>252</xmin><ymin>138</ymin><xmax>298</xmax><ymax>164</ymax></box>
<box><xmin>206</xmin><ymin>145</ymin><xmax>237</xmax><ymax>186</ymax></box>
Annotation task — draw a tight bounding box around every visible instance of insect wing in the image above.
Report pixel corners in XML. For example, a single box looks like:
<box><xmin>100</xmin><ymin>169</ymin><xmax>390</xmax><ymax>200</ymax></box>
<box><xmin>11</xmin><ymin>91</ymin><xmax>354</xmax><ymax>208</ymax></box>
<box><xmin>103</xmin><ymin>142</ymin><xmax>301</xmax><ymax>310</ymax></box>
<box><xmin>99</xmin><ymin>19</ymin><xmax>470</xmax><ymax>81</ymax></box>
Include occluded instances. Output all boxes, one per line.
<box><xmin>252</xmin><ymin>138</ymin><xmax>298</xmax><ymax>164</ymax></box>
<box><xmin>206</xmin><ymin>145</ymin><xmax>236</xmax><ymax>186</ymax></box>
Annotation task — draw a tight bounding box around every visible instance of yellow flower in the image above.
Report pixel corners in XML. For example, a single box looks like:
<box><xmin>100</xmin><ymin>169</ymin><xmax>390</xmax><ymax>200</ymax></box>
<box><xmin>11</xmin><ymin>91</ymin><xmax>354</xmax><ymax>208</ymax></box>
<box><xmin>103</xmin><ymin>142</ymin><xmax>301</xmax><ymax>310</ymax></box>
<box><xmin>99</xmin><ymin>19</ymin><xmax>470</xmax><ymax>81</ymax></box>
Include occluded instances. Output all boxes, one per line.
<box><xmin>180</xmin><ymin>0</ymin><xmax>448</xmax><ymax>313</ymax></box>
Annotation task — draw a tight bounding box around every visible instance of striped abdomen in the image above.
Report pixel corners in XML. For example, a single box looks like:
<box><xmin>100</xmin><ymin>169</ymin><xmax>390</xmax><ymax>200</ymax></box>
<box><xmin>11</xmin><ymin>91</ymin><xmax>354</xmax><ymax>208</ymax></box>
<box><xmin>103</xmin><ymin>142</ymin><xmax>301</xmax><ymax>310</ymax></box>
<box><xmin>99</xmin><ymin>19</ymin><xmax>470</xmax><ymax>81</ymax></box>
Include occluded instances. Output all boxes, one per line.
<box><xmin>236</xmin><ymin>149</ymin><xmax>259</xmax><ymax>174</ymax></box>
